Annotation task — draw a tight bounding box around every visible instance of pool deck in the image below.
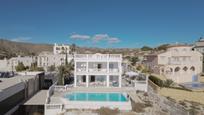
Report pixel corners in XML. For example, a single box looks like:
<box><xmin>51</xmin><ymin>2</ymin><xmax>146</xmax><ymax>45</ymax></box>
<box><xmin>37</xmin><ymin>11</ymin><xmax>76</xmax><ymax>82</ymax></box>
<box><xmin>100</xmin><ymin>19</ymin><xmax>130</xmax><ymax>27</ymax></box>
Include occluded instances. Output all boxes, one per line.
<box><xmin>24</xmin><ymin>90</ymin><xmax>48</xmax><ymax>105</ymax></box>
<box><xmin>46</xmin><ymin>87</ymin><xmax>143</xmax><ymax>115</ymax></box>
<box><xmin>50</xmin><ymin>87</ymin><xmax>141</xmax><ymax>104</ymax></box>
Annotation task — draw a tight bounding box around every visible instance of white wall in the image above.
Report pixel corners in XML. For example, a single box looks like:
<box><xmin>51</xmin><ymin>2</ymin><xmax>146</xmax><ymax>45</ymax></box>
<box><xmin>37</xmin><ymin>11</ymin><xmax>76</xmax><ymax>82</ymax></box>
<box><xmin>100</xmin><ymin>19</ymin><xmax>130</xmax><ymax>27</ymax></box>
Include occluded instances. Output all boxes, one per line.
<box><xmin>158</xmin><ymin>46</ymin><xmax>203</xmax><ymax>83</ymax></box>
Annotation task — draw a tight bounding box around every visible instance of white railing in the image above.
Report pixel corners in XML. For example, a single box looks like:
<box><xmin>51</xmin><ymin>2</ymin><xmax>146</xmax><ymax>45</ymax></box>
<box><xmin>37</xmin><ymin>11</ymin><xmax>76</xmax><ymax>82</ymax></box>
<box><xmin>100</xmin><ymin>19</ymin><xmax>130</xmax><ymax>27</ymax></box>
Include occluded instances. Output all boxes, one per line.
<box><xmin>45</xmin><ymin>104</ymin><xmax>63</xmax><ymax>110</ymax></box>
<box><xmin>76</xmin><ymin>68</ymin><xmax>120</xmax><ymax>73</ymax></box>
<box><xmin>88</xmin><ymin>68</ymin><xmax>107</xmax><ymax>72</ymax></box>
<box><xmin>109</xmin><ymin>69</ymin><xmax>119</xmax><ymax>73</ymax></box>
<box><xmin>74</xmin><ymin>54</ymin><xmax>122</xmax><ymax>60</ymax></box>
<box><xmin>54</xmin><ymin>85</ymin><xmax>73</xmax><ymax>92</ymax></box>
<box><xmin>46</xmin><ymin>81</ymin><xmax>57</xmax><ymax>104</ymax></box>
<box><xmin>54</xmin><ymin>85</ymin><xmax>66</xmax><ymax>92</ymax></box>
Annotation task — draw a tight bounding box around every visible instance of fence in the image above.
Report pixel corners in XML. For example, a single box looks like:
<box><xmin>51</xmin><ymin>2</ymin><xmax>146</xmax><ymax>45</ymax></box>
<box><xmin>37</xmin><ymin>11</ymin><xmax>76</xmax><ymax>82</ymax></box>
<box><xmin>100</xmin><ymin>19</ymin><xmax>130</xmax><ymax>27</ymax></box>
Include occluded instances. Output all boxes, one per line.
<box><xmin>46</xmin><ymin>81</ymin><xmax>57</xmax><ymax>104</ymax></box>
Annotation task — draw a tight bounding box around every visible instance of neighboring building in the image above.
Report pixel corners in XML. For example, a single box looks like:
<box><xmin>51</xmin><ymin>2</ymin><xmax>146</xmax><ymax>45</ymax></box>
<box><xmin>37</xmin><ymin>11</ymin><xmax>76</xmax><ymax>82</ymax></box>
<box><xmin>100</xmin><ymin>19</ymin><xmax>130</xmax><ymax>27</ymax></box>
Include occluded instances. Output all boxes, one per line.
<box><xmin>0</xmin><ymin>72</ymin><xmax>44</xmax><ymax>115</ymax></box>
<box><xmin>0</xmin><ymin>56</ymin><xmax>36</xmax><ymax>71</ymax></box>
<box><xmin>53</xmin><ymin>43</ymin><xmax>70</xmax><ymax>54</ymax></box>
<box><xmin>193</xmin><ymin>37</ymin><xmax>204</xmax><ymax>72</ymax></box>
<box><xmin>193</xmin><ymin>37</ymin><xmax>204</xmax><ymax>54</ymax></box>
<box><xmin>0</xmin><ymin>58</ymin><xmax>9</xmax><ymax>71</ymax></box>
<box><xmin>74</xmin><ymin>53</ymin><xmax>122</xmax><ymax>87</ymax></box>
<box><xmin>143</xmin><ymin>45</ymin><xmax>203</xmax><ymax>83</ymax></box>
<box><xmin>9</xmin><ymin>56</ymin><xmax>37</xmax><ymax>70</ymax></box>
<box><xmin>37</xmin><ymin>51</ymin><xmax>73</xmax><ymax>71</ymax></box>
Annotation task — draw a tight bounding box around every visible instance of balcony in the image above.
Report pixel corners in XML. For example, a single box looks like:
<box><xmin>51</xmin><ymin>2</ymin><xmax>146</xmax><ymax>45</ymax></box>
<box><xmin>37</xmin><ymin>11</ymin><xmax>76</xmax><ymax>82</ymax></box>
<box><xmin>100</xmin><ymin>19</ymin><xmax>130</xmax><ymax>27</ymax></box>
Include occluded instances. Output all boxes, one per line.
<box><xmin>74</xmin><ymin>54</ymin><xmax>122</xmax><ymax>61</ymax></box>
<box><xmin>168</xmin><ymin>61</ymin><xmax>193</xmax><ymax>65</ymax></box>
<box><xmin>76</xmin><ymin>68</ymin><xmax>120</xmax><ymax>74</ymax></box>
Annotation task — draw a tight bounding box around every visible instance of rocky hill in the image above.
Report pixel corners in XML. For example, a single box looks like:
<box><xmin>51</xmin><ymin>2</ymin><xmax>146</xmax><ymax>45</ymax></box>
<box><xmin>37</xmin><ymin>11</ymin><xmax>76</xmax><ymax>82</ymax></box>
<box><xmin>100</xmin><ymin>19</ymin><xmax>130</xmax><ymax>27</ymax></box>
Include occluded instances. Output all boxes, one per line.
<box><xmin>0</xmin><ymin>39</ymin><xmax>142</xmax><ymax>59</ymax></box>
<box><xmin>0</xmin><ymin>39</ymin><xmax>53</xmax><ymax>59</ymax></box>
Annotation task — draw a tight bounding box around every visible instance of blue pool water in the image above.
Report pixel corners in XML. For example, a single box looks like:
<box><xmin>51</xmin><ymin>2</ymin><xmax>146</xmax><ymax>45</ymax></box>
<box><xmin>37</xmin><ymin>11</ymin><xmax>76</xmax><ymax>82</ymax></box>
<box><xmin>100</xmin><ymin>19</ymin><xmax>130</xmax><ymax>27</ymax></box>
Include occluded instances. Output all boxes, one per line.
<box><xmin>64</xmin><ymin>92</ymin><xmax>128</xmax><ymax>102</ymax></box>
<box><xmin>181</xmin><ymin>82</ymin><xmax>204</xmax><ymax>89</ymax></box>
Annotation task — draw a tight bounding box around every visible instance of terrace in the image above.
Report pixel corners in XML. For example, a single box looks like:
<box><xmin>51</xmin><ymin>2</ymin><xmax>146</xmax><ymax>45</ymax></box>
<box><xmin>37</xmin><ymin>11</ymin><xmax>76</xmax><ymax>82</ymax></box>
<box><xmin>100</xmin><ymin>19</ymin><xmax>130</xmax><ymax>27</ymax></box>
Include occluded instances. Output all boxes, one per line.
<box><xmin>74</xmin><ymin>54</ymin><xmax>122</xmax><ymax>61</ymax></box>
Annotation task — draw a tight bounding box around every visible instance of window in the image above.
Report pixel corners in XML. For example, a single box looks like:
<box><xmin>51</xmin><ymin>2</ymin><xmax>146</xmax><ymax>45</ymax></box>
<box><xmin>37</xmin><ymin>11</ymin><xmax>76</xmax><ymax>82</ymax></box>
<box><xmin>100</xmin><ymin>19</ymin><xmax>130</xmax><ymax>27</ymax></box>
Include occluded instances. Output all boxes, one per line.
<box><xmin>109</xmin><ymin>63</ymin><xmax>114</xmax><ymax>69</ymax></box>
<box><xmin>97</xmin><ymin>64</ymin><xmax>102</xmax><ymax>69</ymax></box>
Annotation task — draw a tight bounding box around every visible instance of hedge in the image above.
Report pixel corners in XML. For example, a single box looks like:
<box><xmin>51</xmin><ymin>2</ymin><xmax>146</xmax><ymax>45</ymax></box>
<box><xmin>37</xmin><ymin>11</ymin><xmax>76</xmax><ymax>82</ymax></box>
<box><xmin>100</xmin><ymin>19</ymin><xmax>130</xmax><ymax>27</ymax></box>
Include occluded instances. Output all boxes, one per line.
<box><xmin>149</xmin><ymin>75</ymin><xmax>164</xmax><ymax>87</ymax></box>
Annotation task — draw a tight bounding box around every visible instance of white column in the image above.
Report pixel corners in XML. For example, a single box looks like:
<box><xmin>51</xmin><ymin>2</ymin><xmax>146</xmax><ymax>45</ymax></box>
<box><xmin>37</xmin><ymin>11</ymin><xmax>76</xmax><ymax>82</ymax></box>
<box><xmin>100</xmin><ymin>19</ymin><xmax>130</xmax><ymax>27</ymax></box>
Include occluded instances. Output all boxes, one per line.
<box><xmin>107</xmin><ymin>61</ymin><xmax>109</xmax><ymax>73</ymax></box>
<box><xmin>86</xmin><ymin>61</ymin><xmax>88</xmax><ymax>72</ymax></box>
<box><xmin>86</xmin><ymin>61</ymin><xmax>89</xmax><ymax>87</ymax></box>
<box><xmin>86</xmin><ymin>75</ymin><xmax>89</xmax><ymax>87</ymax></box>
<box><xmin>74</xmin><ymin>74</ymin><xmax>77</xmax><ymax>87</ymax></box>
<box><xmin>107</xmin><ymin>75</ymin><xmax>110</xmax><ymax>87</ymax></box>
<box><xmin>119</xmin><ymin>74</ymin><xmax>122</xmax><ymax>87</ymax></box>
<box><xmin>119</xmin><ymin>61</ymin><xmax>122</xmax><ymax>88</ymax></box>
<box><xmin>74</xmin><ymin>61</ymin><xmax>77</xmax><ymax>87</ymax></box>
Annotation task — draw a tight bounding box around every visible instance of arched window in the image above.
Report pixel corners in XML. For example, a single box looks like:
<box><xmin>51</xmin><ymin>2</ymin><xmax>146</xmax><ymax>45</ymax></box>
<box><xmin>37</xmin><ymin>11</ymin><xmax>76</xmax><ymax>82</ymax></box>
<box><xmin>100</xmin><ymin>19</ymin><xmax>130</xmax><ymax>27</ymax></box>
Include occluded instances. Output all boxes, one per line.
<box><xmin>175</xmin><ymin>67</ymin><xmax>180</xmax><ymax>72</ymax></box>
<box><xmin>183</xmin><ymin>66</ymin><xmax>188</xmax><ymax>71</ymax></box>
<box><xmin>190</xmin><ymin>66</ymin><xmax>195</xmax><ymax>71</ymax></box>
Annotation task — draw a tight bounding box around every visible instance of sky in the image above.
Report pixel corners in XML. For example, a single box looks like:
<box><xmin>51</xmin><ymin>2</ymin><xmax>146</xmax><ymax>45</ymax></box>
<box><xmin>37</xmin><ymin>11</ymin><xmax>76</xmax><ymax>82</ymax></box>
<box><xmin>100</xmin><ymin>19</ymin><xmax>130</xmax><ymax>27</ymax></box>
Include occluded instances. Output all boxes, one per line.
<box><xmin>0</xmin><ymin>0</ymin><xmax>204</xmax><ymax>48</ymax></box>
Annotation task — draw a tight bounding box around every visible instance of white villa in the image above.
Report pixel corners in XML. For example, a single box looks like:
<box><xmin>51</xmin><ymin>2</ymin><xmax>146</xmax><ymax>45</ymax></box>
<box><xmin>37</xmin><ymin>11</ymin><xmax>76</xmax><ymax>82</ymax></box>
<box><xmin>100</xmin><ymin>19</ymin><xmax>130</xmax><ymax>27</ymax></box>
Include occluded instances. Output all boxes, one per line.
<box><xmin>37</xmin><ymin>51</ymin><xmax>73</xmax><ymax>71</ymax></box>
<box><xmin>74</xmin><ymin>53</ymin><xmax>122</xmax><ymax>87</ymax></box>
<box><xmin>53</xmin><ymin>43</ymin><xmax>70</xmax><ymax>54</ymax></box>
<box><xmin>0</xmin><ymin>56</ymin><xmax>36</xmax><ymax>71</ymax></box>
<box><xmin>144</xmin><ymin>45</ymin><xmax>203</xmax><ymax>83</ymax></box>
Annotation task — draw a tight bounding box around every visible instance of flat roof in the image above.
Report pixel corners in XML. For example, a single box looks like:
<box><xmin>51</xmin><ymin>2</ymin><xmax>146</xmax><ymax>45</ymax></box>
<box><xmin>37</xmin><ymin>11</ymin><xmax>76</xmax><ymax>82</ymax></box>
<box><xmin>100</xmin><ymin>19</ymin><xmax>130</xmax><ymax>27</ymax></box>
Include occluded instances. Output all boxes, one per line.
<box><xmin>24</xmin><ymin>90</ymin><xmax>47</xmax><ymax>105</ymax></box>
<box><xmin>0</xmin><ymin>75</ymin><xmax>36</xmax><ymax>91</ymax></box>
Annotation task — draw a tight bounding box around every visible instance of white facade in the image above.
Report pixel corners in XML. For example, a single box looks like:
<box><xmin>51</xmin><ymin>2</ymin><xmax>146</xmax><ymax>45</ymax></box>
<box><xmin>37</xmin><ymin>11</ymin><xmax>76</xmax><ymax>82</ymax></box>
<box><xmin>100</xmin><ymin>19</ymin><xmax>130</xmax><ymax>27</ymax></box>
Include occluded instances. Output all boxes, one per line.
<box><xmin>0</xmin><ymin>56</ymin><xmax>36</xmax><ymax>71</ymax></box>
<box><xmin>74</xmin><ymin>53</ymin><xmax>122</xmax><ymax>87</ymax></box>
<box><xmin>53</xmin><ymin>43</ymin><xmax>70</xmax><ymax>54</ymax></box>
<box><xmin>158</xmin><ymin>46</ymin><xmax>203</xmax><ymax>83</ymax></box>
<box><xmin>37</xmin><ymin>51</ymin><xmax>73</xmax><ymax>70</ymax></box>
<box><xmin>193</xmin><ymin>38</ymin><xmax>204</xmax><ymax>54</ymax></box>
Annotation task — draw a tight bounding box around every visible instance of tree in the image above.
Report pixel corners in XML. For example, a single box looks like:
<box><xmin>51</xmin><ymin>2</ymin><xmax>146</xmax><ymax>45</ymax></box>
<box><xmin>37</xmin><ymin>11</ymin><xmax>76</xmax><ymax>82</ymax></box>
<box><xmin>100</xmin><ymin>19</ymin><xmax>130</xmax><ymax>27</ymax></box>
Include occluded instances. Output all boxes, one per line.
<box><xmin>136</xmin><ymin>65</ymin><xmax>143</xmax><ymax>71</ymax></box>
<box><xmin>156</xmin><ymin>44</ymin><xmax>169</xmax><ymax>51</ymax></box>
<box><xmin>30</xmin><ymin>62</ymin><xmax>44</xmax><ymax>71</ymax></box>
<box><xmin>58</xmin><ymin>61</ymin><xmax>74</xmax><ymax>85</ymax></box>
<box><xmin>48</xmin><ymin>65</ymin><xmax>56</xmax><ymax>72</ymax></box>
<box><xmin>65</xmin><ymin>48</ymin><xmax>68</xmax><ymax>65</ymax></box>
<box><xmin>15</xmin><ymin>62</ymin><xmax>26</xmax><ymax>72</ymax></box>
<box><xmin>163</xmin><ymin>79</ymin><xmax>174</xmax><ymax>87</ymax></box>
<box><xmin>30</xmin><ymin>62</ymin><xmax>37</xmax><ymax>71</ymax></box>
<box><xmin>70</xmin><ymin>43</ymin><xmax>76</xmax><ymax>54</ymax></box>
<box><xmin>37</xmin><ymin>67</ymin><xmax>44</xmax><ymax>71</ymax></box>
<box><xmin>130</xmin><ymin>57</ymin><xmax>139</xmax><ymax>66</ymax></box>
<box><xmin>141</xmin><ymin>46</ymin><xmax>153</xmax><ymax>51</ymax></box>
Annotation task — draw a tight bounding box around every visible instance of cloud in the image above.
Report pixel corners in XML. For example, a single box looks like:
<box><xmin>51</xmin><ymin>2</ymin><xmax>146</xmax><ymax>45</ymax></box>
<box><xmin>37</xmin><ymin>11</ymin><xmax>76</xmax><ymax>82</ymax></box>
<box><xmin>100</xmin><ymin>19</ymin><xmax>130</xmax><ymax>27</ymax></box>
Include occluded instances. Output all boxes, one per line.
<box><xmin>108</xmin><ymin>37</ymin><xmax>121</xmax><ymax>44</ymax></box>
<box><xmin>92</xmin><ymin>34</ymin><xmax>109</xmax><ymax>42</ymax></box>
<box><xmin>11</xmin><ymin>37</ymin><xmax>32</xmax><ymax>42</ymax></box>
<box><xmin>70</xmin><ymin>34</ymin><xmax>90</xmax><ymax>40</ymax></box>
<box><xmin>70</xmin><ymin>33</ymin><xmax>121</xmax><ymax>44</ymax></box>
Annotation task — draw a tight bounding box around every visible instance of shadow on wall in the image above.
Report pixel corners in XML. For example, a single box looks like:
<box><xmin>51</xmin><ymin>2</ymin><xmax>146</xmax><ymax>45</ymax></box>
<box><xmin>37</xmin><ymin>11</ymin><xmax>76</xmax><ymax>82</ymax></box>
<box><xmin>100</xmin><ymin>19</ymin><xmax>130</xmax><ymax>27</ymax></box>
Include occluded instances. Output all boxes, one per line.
<box><xmin>13</xmin><ymin>105</ymin><xmax>44</xmax><ymax>115</ymax></box>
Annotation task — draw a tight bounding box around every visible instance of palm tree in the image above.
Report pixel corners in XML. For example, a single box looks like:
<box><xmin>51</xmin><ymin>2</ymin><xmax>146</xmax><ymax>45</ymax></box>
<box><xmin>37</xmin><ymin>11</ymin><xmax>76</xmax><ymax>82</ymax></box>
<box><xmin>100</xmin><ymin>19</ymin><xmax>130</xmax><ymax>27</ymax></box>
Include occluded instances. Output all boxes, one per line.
<box><xmin>70</xmin><ymin>43</ymin><xmax>76</xmax><ymax>54</ymax></box>
<box><xmin>58</xmin><ymin>61</ymin><xmax>74</xmax><ymax>85</ymax></box>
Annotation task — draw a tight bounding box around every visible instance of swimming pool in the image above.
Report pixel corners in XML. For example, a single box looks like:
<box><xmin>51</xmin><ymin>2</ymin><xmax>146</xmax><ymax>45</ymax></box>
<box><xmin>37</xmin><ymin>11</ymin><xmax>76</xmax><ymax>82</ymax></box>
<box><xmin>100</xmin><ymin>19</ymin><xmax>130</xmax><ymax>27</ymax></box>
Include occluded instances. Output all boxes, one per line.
<box><xmin>181</xmin><ymin>82</ymin><xmax>204</xmax><ymax>90</ymax></box>
<box><xmin>64</xmin><ymin>92</ymin><xmax>128</xmax><ymax>102</ymax></box>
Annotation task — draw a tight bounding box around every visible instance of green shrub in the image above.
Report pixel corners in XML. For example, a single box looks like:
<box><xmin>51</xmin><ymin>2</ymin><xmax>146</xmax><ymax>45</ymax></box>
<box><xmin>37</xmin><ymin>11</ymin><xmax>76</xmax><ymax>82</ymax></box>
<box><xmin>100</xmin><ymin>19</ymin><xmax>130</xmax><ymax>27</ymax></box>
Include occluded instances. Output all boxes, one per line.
<box><xmin>48</xmin><ymin>65</ymin><xmax>56</xmax><ymax>72</ymax></box>
<box><xmin>37</xmin><ymin>67</ymin><xmax>44</xmax><ymax>71</ymax></box>
<box><xmin>15</xmin><ymin>62</ymin><xmax>26</xmax><ymax>72</ymax></box>
<box><xmin>163</xmin><ymin>79</ymin><xmax>174</xmax><ymax>87</ymax></box>
<box><xmin>149</xmin><ymin>75</ymin><xmax>164</xmax><ymax>87</ymax></box>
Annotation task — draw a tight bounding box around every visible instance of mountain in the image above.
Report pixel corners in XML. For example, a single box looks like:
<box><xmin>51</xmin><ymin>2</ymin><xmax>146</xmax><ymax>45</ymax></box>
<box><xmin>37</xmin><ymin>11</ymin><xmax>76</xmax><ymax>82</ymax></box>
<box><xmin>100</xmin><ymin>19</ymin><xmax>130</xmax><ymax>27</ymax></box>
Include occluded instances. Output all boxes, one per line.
<box><xmin>0</xmin><ymin>39</ymin><xmax>141</xmax><ymax>59</ymax></box>
<box><xmin>0</xmin><ymin>39</ymin><xmax>53</xmax><ymax>59</ymax></box>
